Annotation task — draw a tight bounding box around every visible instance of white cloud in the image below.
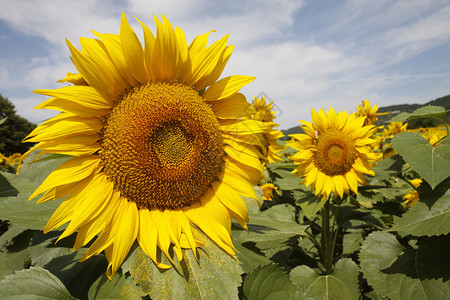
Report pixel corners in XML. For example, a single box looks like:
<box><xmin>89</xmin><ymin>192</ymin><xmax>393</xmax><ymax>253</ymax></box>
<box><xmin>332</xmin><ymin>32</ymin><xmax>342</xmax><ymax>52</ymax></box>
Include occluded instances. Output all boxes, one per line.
<box><xmin>0</xmin><ymin>0</ymin><xmax>449</xmax><ymax>129</ymax></box>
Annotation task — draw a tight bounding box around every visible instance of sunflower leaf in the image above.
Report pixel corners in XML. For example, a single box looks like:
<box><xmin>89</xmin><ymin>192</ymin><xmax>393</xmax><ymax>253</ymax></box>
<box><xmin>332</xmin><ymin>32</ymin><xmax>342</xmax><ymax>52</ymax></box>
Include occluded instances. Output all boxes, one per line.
<box><xmin>389</xmin><ymin>105</ymin><xmax>448</xmax><ymax>122</ymax></box>
<box><xmin>392</xmin><ymin>132</ymin><xmax>450</xmax><ymax>189</ymax></box>
<box><xmin>45</xmin><ymin>250</ymin><xmax>108</xmax><ymax>300</ymax></box>
<box><xmin>243</xmin><ymin>264</ymin><xmax>297</xmax><ymax>299</ymax></box>
<box><xmin>290</xmin><ymin>258</ymin><xmax>360</xmax><ymax>300</ymax></box>
<box><xmin>0</xmin><ymin>153</ymin><xmax>69</xmax><ymax>230</ymax></box>
<box><xmin>360</xmin><ymin>231</ymin><xmax>450</xmax><ymax>300</ymax></box>
<box><xmin>232</xmin><ymin>229</ymin><xmax>271</xmax><ymax>273</ymax></box>
<box><xmin>88</xmin><ymin>273</ymin><xmax>145</xmax><ymax>300</ymax></box>
<box><xmin>244</xmin><ymin>204</ymin><xmax>307</xmax><ymax>251</ymax></box>
<box><xmin>293</xmin><ymin>189</ymin><xmax>326</xmax><ymax>218</ymax></box>
<box><xmin>126</xmin><ymin>232</ymin><xmax>243</xmax><ymax>299</ymax></box>
<box><xmin>390</xmin><ymin>177</ymin><xmax>450</xmax><ymax>236</ymax></box>
<box><xmin>0</xmin><ymin>191</ymin><xmax>65</xmax><ymax>230</ymax></box>
<box><xmin>0</xmin><ymin>267</ymin><xmax>77</xmax><ymax>299</ymax></box>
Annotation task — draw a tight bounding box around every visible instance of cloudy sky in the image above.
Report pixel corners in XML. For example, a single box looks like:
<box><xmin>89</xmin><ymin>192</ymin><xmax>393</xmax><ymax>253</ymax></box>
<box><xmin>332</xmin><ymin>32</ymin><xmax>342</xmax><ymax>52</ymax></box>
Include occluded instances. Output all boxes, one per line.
<box><xmin>1</xmin><ymin>0</ymin><xmax>449</xmax><ymax>129</ymax></box>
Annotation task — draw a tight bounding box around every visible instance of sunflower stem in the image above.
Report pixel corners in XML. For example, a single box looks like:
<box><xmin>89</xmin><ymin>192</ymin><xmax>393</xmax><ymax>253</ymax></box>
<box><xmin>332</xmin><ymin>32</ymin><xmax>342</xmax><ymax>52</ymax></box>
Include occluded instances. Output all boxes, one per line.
<box><xmin>320</xmin><ymin>200</ymin><xmax>334</xmax><ymax>274</ymax></box>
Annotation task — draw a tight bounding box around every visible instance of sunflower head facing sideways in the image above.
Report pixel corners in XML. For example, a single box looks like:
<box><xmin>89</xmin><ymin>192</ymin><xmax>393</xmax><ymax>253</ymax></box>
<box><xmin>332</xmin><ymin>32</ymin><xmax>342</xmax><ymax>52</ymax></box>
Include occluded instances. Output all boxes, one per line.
<box><xmin>23</xmin><ymin>13</ymin><xmax>269</xmax><ymax>279</ymax></box>
<box><xmin>288</xmin><ymin>107</ymin><xmax>380</xmax><ymax>200</ymax></box>
<box><xmin>248</xmin><ymin>96</ymin><xmax>285</xmax><ymax>163</ymax></box>
<box><xmin>356</xmin><ymin>99</ymin><xmax>390</xmax><ymax>126</ymax></box>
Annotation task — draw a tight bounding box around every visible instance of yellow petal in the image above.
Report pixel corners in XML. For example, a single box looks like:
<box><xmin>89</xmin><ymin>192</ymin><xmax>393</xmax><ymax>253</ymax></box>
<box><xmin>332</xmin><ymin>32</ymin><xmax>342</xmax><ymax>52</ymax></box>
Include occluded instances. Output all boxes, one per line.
<box><xmin>106</xmin><ymin>201</ymin><xmax>139</xmax><ymax>279</ymax></box>
<box><xmin>211</xmin><ymin>93</ymin><xmax>252</xmax><ymax>119</ymax></box>
<box><xmin>66</xmin><ymin>38</ymin><xmax>117</xmax><ymax>99</ymax></box>
<box><xmin>203</xmin><ymin>75</ymin><xmax>255</xmax><ymax>101</ymax></box>
<box><xmin>120</xmin><ymin>13</ymin><xmax>148</xmax><ymax>84</ymax></box>
<box><xmin>138</xmin><ymin>209</ymin><xmax>172</xmax><ymax>269</ymax></box>
<box><xmin>92</xmin><ymin>31</ymin><xmax>137</xmax><ymax>87</ymax></box>
<box><xmin>152</xmin><ymin>15</ymin><xmax>182</xmax><ymax>81</ymax></box>
<box><xmin>135</xmin><ymin>17</ymin><xmax>156</xmax><ymax>81</ymax></box>
<box><xmin>29</xmin><ymin>156</ymin><xmax>100</xmax><ymax>200</ymax></box>
<box><xmin>212</xmin><ymin>181</ymin><xmax>248</xmax><ymax>228</ymax></box>
<box><xmin>24</xmin><ymin>116</ymin><xmax>102</xmax><ymax>143</ymax></box>
<box><xmin>79</xmin><ymin>37</ymin><xmax>129</xmax><ymax>93</ymax></box>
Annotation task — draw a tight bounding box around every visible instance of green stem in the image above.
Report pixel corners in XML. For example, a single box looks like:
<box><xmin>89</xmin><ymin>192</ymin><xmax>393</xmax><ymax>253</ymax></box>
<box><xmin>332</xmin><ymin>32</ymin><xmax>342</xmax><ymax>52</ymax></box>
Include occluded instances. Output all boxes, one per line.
<box><xmin>321</xmin><ymin>200</ymin><xmax>333</xmax><ymax>274</ymax></box>
<box><xmin>443</xmin><ymin>118</ymin><xmax>449</xmax><ymax>138</ymax></box>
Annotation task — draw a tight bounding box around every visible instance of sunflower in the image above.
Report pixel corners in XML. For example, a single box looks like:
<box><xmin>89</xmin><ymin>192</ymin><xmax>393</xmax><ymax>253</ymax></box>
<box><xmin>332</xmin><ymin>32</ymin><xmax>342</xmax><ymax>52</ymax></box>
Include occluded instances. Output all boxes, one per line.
<box><xmin>382</xmin><ymin>121</ymin><xmax>408</xmax><ymax>158</ymax></box>
<box><xmin>288</xmin><ymin>107</ymin><xmax>380</xmax><ymax>199</ymax></box>
<box><xmin>356</xmin><ymin>99</ymin><xmax>390</xmax><ymax>126</ymax></box>
<box><xmin>23</xmin><ymin>13</ymin><xmax>269</xmax><ymax>279</ymax></box>
<box><xmin>249</xmin><ymin>96</ymin><xmax>285</xmax><ymax>163</ymax></box>
<box><xmin>402</xmin><ymin>178</ymin><xmax>422</xmax><ymax>207</ymax></box>
<box><xmin>260</xmin><ymin>183</ymin><xmax>279</xmax><ymax>201</ymax></box>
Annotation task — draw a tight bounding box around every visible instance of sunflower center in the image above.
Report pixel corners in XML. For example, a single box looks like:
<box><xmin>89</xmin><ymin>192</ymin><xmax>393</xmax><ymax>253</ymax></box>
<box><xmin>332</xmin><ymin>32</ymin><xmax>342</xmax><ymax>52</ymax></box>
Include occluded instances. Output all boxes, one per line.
<box><xmin>313</xmin><ymin>129</ymin><xmax>357</xmax><ymax>176</ymax></box>
<box><xmin>99</xmin><ymin>82</ymin><xmax>224</xmax><ymax>210</ymax></box>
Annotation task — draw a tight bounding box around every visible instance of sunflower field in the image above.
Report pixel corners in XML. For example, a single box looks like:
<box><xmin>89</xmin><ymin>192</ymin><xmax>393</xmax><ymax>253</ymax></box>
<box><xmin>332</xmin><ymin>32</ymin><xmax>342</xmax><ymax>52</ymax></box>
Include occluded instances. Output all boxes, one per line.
<box><xmin>0</xmin><ymin>13</ymin><xmax>449</xmax><ymax>300</ymax></box>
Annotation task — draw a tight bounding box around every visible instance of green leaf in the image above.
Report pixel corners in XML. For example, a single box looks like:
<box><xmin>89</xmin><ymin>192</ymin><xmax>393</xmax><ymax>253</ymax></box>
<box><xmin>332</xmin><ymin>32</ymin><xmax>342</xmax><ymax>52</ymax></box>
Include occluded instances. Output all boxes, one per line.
<box><xmin>0</xmin><ymin>117</ymin><xmax>7</xmax><ymax>125</ymax></box>
<box><xmin>0</xmin><ymin>267</ymin><xmax>77</xmax><ymax>299</ymax></box>
<box><xmin>243</xmin><ymin>264</ymin><xmax>297</xmax><ymax>300</ymax></box>
<box><xmin>360</xmin><ymin>232</ymin><xmax>450</xmax><ymax>300</ymax></box>
<box><xmin>0</xmin><ymin>255</ymin><xmax>14</xmax><ymax>281</ymax></box>
<box><xmin>0</xmin><ymin>192</ymin><xmax>65</xmax><ymax>230</ymax></box>
<box><xmin>273</xmin><ymin>169</ymin><xmax>303</xmax><ymax>190</ymax></box>
<box><xmin>232</xmin><ymin>229</ymin><xmax>271</xmax><ymax>273</ymax></box>
<box><xmin>390</xmin><ymin>178</ymin><xmax>450</xmax><ymax>236</ymax></box>
<box><xmin>293</xmin><ymin>189</ymin><xmax>326</xmax><ymax>218</ymax></box>
<box><xmin>244</xmin><ymin>204</ymin><xmax>307</xmax><ymax>250</ymax></box>
<box><xmin>371</xmin><ymin>155</ymin><xmax>404</xmax><ymax>181</ymax></box>
<box><xmin>392</xmin><ymin>132</ymin><xmax>450</xmax><ymax>189</ymax></box>
<box><xmin>0</xmin><ymin>153</ymin><xmax>70</xmax><ymax>230</ymax></box>
<box><xmin>389</xmin><ymin>105</ymin><xmax>448</xmax><ymax>122</ymax></box>
<box><xmin>359</xmin><ymin>232</ymin><xmax>404</xmax><ymax>296</ymax></box>
<box><xmin>88</xmin><ymin>273</ymin><xmax>144</xmax><ymax>300</ymax></box>
<box><xmin>0</xmin><ymin>225</ymin><xmax>26</xmax><ymax>248</ymax></box>
<box><xmin>126</xmin><ymin>232</ymin><xmax>242</xmax><ymax>299</ymax></box>
<box><xmin>290</xmin><ymin>258</ymin><xmax>360</xmax><ymax>300</ymax></box>
<box><xmin>342</xmin><ymin>229</ymin><xmax>364</xmax><ymax>255</ymax></box>
<box><xmin>45</xmin><ymin>250</ymin><xmax>108</xmax><ymax>300</ymax></box>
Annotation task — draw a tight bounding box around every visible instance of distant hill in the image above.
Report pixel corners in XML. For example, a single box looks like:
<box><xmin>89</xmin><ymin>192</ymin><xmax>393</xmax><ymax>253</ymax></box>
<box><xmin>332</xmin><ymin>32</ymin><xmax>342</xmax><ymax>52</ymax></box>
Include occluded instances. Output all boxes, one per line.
<box><xmin>282</xmin><ymin>94</ymin><xmax>450</xmax><ymax>139</ymax></box>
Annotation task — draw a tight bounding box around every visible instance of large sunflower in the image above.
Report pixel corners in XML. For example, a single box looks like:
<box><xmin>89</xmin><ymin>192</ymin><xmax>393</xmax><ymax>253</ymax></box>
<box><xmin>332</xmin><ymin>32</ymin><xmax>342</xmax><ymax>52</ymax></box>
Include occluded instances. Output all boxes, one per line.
<box><xmin>23</xmin><ymin>13</ymin><xmax>269</xmax><ymax>279</ymax></box>
<box><xmin>288</xmin><ymin>107</ymin><xmax>379</xmax><ymax>199</ymax></box>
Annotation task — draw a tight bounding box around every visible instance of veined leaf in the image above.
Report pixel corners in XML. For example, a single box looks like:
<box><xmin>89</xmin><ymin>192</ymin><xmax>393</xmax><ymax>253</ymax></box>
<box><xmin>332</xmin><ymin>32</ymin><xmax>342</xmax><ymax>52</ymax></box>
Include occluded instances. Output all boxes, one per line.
<box><xmin>0</xmin><ymin>153</ymin><xmax>70</xmax><ymax>230</ymax></box>
<box><xmin>360</xmin><ymin>232</ymin><xmax>450</xmax><ymax>300</ymax></box>
<box><xmin>0</xmin><ymin>267</ymin><xmax>77</xmax><ymax>299</ymax></box>
<box><xmin>293</xmin><ymin>189</ymin><xmax>326</xmax><ymax>218</ymax></box>
<box><xmin>389</xmin><ymin>105</ymin><xmax>448</xmax><ymax>122</ymax></box>
<box><xmin>244</xmin><ymin>204</ymin><xmax>307</xmax><ymax>250</ymax></box>
<box><xmin>290</xmin><ymin>258</ymin><xmax>360</xmax><ymax>300</ymax></box>
<box><xmin>243</xmin><ymin>264</ymin><xmax>296</xmax><ymax>300</ymax></box>
<box><xmin>392</xmin><ymin>132</ymin><xmax>450</xmax><ymax>189</ymax></box>
<box><xmin>0</xmin><ymin>192</ymin><xmax>65</xmax><ymax>230</ymax></box>
<box><xmin>125</xmin><ymin>232</ymin><xmax>242</xmax><ymax>299</ymax></box>
<box><xmin>390</xmin><ymin>178</ymin><xmax>450</xmax><ymax>236</ymax></box>
<box><xmin>89</xmin><ymin>273</ymin><xmax>144</xmax><ymax>300</ymax></box>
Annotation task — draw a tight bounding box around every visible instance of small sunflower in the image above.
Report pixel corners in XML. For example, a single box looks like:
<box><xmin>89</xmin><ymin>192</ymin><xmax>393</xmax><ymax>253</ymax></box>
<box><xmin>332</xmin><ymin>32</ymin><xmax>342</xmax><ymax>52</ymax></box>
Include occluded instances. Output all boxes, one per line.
<box><xmin>260</xmin><ymin>183</ymin><xmax>279</xmax><ymax>201</ymax></box>
<box><xmin>356</xmin><ymin>99</ymin><xmax>390</xmax><ymax>126</ymax></box>
<box><xmin>411</xmin><ymin>126</ymin><xmax>447</xmax><ymax>147</ymax></box>
<box><xmin>249</xmin><ymin>96</ymin><xmax>285</xmax><ymax>163</ymax></box>
<box><xmin>402</xmin><ymin>178</ymin><xmax>422</xmax><ymax>207</ymax></box>
<box><xmin>382</xmin><ymin>121</ymin><xmax>408</xmax><ymax>158</ymax></box>
<box><xmin>23</xmin><ymin>13</ymin><xmax>269</xmax><ymax>279</ymax></box>
<box><xmin>288</xmin><ymin>107</ymin><xmax>380</xmax><ymax>199</ymax></box>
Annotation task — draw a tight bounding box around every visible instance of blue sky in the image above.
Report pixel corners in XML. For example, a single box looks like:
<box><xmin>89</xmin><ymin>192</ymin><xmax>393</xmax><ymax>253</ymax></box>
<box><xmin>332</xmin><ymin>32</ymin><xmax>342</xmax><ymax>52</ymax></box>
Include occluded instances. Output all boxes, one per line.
<box><xmin>1</xmin><ymin>0</ymin><xmax>449</xmax><ymax>129</ymax></box>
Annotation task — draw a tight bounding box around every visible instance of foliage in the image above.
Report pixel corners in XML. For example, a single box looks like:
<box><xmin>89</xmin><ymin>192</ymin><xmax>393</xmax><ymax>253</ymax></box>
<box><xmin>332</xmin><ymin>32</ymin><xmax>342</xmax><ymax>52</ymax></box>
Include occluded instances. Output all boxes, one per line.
<box><xmin>0</xmin><ymin>94</ymin><xmax>36</xmax><ymax>156</ymax></box>
<box><xmin>0</xmin><ymin>105</ymin><xmax>449</xmax><ymax>299</ymax></box>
